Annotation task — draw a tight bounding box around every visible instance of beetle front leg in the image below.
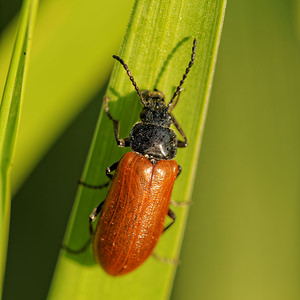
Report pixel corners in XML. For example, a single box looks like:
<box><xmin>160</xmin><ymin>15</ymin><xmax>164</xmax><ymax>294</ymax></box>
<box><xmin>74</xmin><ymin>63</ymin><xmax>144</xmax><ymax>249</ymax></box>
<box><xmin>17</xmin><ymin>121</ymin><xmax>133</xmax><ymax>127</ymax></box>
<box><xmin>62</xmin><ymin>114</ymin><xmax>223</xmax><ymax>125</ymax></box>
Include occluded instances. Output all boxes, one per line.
<box><xmin>170</xmin><ymin>113</ymin><xmax>188</xmax><ymax>148</ymax></box>
<box><xmin>104</xmin><ymin>97</ymin><xmax>130</xmax><ymax>147</ymax></box>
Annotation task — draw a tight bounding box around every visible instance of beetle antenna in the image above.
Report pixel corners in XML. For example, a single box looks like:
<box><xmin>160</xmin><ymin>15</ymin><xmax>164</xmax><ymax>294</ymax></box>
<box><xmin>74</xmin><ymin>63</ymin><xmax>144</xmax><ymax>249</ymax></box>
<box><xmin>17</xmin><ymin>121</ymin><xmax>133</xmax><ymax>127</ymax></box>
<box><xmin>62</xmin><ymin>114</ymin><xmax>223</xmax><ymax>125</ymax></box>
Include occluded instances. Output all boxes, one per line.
<box><xmin>113</xmin><ymin>55</ymin><xmax>146</xmax><ymax>106</ymax></box>
<box><xmin>168</xmin><ymin>38</ymin><xmax>197</xmax><ymax>111</ymax></box>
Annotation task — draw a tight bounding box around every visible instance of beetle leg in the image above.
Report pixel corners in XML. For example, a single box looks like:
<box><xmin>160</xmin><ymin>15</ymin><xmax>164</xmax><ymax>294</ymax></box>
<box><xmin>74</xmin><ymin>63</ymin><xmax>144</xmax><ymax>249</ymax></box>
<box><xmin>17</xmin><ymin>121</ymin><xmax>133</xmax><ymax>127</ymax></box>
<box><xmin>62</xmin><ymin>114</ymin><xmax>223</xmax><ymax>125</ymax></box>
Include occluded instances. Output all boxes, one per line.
<box><xmin>177</xmin><ymin>165</ymin><xmax>182</xmax><ymax>177</ymax></box>
<box><xmin>152</xmin><ymin>209</ymin><xmax>180</xmax><ymax>264</ymax></box>
<box><xmin>63</xmin><ymin>238</ymin><xmax>92</xmax><ymax>254</ymax></box>
<box><xmin>170</xmin><ymin>199</ymin><xmax>192</xmax><ymax>207</ymax></box>
<box><xmin>170</xmin><ymin>113</ymin><xmax>188</xmax><ymax>148</ymax></box>
<box><xmin>163</xmin><ymin>208</ymin><xmax>176</xmax><ymax>233</ymax></box>
<box><xmin>78</xmin><ymin>180</ymin><xmax>110</xmax><ymax>189</ymax></box>
<box><xmin>89</xmin><ymin>201</ymin><xmax>105</xmax><ymax>232</ymax></box>
<box><xmin>177</xmin><ymin>140</ymin><xmax>187</xmax><ymax>147</ymax></box>
<box><xmin>170</xmin><ymin>165</ymin><xmax>191</xmax><ymax>207</ymax></box>
<box><xmin>152</xmin><ymin>252</ymin><xmax>179</xmax><ymax>265</ymax></box>
<box><xmin>63</xmin><ymin>201</ymin><xmax>105</xmax><ymax>254</ymax></box>
<box><xmin>104</xmin><ymin>97</ymin><xmax>130</xmax><ymax>147</ymax></box>
<box><xmin>151</xmin><ymin>209</ymin><xmax>178</xmax><ymax>264</ymax></box>
<box><xmin>105</xmin><ymin>160</ymin><xmax>119</xmax><ymax>180</ymax></box>
<box><xmin>78</xmin><ymin>160</ymin><xmax>119</xmax><ymax>188</ymax></box>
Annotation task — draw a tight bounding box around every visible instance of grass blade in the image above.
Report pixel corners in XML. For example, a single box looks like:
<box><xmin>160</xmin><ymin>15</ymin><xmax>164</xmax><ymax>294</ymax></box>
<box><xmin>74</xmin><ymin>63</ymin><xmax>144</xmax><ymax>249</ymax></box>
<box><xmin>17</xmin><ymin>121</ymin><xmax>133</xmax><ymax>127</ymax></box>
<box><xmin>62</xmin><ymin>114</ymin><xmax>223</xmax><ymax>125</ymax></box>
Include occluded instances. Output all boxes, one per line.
<box><xmin>0</xmin><ymin>0</ymin><xmax>133</xmax><ymax>193</ymax></box>
<box><xmin>48</xmin><ymin>0</ymin><xmax>226</xmax><ymax>299</ymax></box>
<box><xmin>0</xmin><ymin>0</ymin><xmax>39</xmax><ymax>296</ymax></box>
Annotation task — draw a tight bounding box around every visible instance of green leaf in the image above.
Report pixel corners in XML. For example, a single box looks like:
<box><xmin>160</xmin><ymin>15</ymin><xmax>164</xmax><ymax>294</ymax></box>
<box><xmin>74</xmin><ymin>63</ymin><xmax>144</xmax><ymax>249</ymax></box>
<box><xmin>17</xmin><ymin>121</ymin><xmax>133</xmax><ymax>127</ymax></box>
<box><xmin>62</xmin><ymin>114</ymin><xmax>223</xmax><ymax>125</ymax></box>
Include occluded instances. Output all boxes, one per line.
<box><xmin>48</xmin><ymin>0</ymin><xmax>226</xmax><ymax>299</ymax></box>
<box><xmin>0</xmin><ymin>0</ymin><xmax>39</xmax><ymax>297</ymax></box>
<box><xmin>0</xmin><ymin>0</ymin><xmax>134</xmax><ymax>193</ymax></box>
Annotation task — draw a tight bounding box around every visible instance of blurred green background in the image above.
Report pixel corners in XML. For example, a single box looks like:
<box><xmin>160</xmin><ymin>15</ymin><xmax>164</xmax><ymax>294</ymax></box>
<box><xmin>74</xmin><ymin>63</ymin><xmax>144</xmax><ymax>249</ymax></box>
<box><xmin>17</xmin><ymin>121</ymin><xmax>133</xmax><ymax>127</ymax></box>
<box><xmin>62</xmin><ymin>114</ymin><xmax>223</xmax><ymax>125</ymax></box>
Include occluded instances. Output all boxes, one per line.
<box><xmin>1</xmin><ymin>0</ymin><xmax>300</xmax><ymax>299</ymax></box>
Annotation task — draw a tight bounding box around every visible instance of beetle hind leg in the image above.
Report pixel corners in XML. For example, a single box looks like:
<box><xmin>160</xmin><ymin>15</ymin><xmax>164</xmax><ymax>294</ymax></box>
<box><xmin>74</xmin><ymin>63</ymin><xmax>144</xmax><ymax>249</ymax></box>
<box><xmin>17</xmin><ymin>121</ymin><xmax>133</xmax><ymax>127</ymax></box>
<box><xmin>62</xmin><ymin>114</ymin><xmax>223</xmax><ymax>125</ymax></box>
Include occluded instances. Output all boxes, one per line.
<box><xmin>152</xmin><ymin>252</ymin><xmax>179</xmax><ymax>265</ymax></box>
<box><xmin>63</xmin><ymin>201</ymin><xmax>105</xmax><ymax>254</ymax></box>
<box><xmin>151</xmin><ymin>209</ymin><xmax>179</xmax><ymax>264</ymax></box>
<box><xmin>66</xmin><ymin>161</ymin><xmax>120</xmax><ymax>253</ymax></box>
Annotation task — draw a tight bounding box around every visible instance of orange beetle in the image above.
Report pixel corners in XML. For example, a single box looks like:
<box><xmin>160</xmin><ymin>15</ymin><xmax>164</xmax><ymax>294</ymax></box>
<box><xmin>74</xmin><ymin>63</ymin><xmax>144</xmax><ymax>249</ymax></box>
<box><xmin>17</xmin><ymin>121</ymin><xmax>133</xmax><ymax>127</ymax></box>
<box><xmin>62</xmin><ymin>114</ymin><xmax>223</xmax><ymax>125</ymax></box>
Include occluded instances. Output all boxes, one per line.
<box><xmin>74</xmin><ymin>39</ymin><xmax>196</xmax><ymax>276</ymax></box>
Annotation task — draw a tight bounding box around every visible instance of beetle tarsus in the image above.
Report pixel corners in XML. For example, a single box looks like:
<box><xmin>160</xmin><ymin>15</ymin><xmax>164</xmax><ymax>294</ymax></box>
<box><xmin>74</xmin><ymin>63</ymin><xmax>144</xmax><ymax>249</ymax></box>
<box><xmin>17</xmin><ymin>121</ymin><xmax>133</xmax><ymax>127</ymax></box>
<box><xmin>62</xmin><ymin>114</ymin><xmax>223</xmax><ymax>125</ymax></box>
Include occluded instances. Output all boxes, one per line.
<box><xmin>78</xmin><ymin>180</ymin><xmax>109</xmax><ymax>189</ymax></box>
<box><xmin>170</xmin><ymin>199</ymin><xmax>192</xmax><ymax>207</ymax></box>
<box><xmin>152</xmin><ymin>252</ymin><xmax>180</xmax><ymax>265</ymax></box>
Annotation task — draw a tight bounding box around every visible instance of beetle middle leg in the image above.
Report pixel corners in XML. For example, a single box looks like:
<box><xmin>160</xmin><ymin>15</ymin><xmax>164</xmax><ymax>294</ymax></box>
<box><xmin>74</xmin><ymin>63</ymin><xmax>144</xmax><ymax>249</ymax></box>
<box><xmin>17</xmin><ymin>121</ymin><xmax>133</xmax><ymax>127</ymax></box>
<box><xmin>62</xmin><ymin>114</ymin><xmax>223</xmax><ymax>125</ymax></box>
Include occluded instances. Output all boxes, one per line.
<box><xmin>104</xmin><ymin>97</ymin><xmax>130</xmax><ymax>147</ymax></box>
<box><xmin>169</xmin><ymin>165</ymin><xmax>192</xmax><ymax>207</ymax></box>
<box><xmin>64</xmin><ymin>161</ymin><xmax>119</xmax><ymax>254</ymax></box>
<box><xmin>163</xmin><ymin>208</ymin><xmax>176</xmax><ymax>233</ymax></box>
<box><xmin>78</xmin><ymin>160</ymin><xmax>119</xmax><ymax>189</ymax></box>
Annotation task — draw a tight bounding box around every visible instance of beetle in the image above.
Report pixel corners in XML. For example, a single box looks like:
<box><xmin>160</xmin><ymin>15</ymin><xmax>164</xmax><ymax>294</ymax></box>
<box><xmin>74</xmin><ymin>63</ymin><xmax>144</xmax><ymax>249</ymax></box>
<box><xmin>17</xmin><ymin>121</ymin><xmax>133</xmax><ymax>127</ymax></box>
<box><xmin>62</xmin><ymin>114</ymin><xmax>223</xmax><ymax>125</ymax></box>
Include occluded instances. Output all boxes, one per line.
<box><xmin>70</xmin><ymin>38</ymin><xmax>197</xmax><ymax>276</ymax></box>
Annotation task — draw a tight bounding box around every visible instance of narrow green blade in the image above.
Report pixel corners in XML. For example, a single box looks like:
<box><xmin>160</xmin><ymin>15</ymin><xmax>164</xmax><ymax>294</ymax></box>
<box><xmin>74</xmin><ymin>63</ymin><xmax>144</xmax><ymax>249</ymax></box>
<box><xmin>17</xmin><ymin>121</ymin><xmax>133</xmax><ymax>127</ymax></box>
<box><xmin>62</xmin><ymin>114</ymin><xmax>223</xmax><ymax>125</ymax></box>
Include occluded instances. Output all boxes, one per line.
<box><xmin>49</xmin><ymin>0</ymin><xmax>227</xmax><ymax>299</ymax></box>
<box><xmin>0</xmin><ymin>0</ymin><xmax>133</xmax><ymax>193</ymax></box>
<box><xmin>0</xmin><ymin>0</ymin><xmax>39</xmax><ymax>297</ymax></box>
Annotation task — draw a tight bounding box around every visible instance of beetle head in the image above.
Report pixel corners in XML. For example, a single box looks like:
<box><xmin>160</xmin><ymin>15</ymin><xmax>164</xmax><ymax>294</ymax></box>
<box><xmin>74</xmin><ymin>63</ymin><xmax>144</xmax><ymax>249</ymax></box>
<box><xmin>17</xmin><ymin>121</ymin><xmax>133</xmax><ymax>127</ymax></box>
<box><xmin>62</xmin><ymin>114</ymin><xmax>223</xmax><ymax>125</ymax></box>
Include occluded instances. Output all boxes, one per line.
<box><xmin>140</xmin><ymin>90</ymin><xmax>172</xmax><ymax>127</ymax></box>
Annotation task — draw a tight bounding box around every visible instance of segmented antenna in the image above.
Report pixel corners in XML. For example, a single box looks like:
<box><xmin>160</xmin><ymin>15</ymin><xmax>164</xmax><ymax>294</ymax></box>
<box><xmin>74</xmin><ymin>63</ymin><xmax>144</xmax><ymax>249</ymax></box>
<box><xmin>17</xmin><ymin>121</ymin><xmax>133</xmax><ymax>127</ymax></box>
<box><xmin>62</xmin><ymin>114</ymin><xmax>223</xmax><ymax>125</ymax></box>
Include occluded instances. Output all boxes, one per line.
<box><xmin>168</xmin><ymin>38</ymin><xmax>197</xmax><ymax>111</ymax></box>
<box><xmin>112</xmin><ymin>55</ymin><xmax>145</xmax><ymax>106</ymax></box>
